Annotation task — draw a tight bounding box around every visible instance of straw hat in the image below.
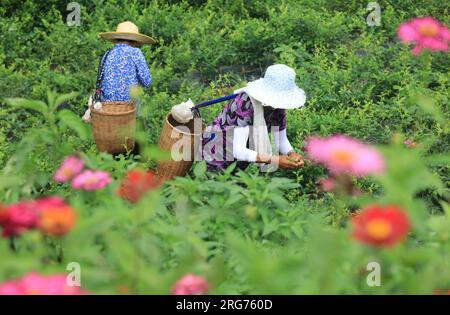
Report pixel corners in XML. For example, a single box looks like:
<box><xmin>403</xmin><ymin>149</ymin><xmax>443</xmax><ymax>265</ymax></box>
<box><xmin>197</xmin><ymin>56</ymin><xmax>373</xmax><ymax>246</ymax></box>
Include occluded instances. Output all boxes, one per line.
<box><xmin>245</xmin><ymin>64</ymin><xmax>306</xmax><ymax>109</ymax></box>
<box><xmin>99</xmin><ymin>21</ymin><xmax>156</xmax><ymax>45</ymax></box>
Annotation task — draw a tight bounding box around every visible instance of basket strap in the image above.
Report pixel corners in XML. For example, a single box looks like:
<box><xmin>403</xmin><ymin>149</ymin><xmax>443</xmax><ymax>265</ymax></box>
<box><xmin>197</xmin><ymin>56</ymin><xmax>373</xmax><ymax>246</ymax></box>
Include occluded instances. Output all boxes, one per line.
<box><xmin>93</xmin><ymin>49</ymin><xmax>113</xmax><ymax>102</ymax></box>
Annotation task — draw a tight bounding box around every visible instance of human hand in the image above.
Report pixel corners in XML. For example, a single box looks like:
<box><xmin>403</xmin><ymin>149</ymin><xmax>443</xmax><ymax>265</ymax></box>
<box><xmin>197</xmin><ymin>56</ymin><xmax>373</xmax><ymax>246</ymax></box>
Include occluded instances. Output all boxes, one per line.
<box><xmin>287</xmin><ymin>151</ymin><xmax>305</xmax><ymax>168</ymax></box>
<box><xmin>278</xmin><ymin>155</ymin><xmax>301</xmax><ymax>169</ymax></box>
<box><xmin>257</xmin><ymin>154</ymin><xmax>304</xmax><ymax>169</ymax></box>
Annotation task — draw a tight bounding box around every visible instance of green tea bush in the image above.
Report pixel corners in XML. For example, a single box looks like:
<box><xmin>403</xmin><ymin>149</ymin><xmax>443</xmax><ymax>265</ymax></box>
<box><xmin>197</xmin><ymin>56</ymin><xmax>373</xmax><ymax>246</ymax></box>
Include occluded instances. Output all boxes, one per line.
<box><xmin>0</xmin><ymin>0</ymin><xmax>448</xmax><ymax>294</ymax></box>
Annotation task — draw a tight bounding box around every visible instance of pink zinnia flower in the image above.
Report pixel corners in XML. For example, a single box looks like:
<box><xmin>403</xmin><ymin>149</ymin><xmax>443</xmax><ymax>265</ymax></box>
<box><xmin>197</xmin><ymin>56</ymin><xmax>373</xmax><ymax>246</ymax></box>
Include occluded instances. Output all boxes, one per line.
<box><xmin>0</xmin><ymin>280</ymin><xmax>24</xmax><ymax>294</ymax></box>
<box><xmin>35</xmin><ymin>196</ymin><xmax>67</xmax><ymax>209</ymax></box>
<box><xmin>54</xmin><ymin>156</ymin><xmax>85</xmax><ymax>183</ymax></box>
<box><xmin>305</xmin><ymin>135</ymin><xmax>385</xmax><ymax>177</ymax></box>
<box><xmin>71</xmin><ymin>170</ymin><xmax>112</xmax><ymax>191</ymax></box>
<box><xmin>171</xmin><ymin>274</ymin><xmax>211</xmax><ymax>295</ymax></box>
<box><xmin>0</xmin><ymin>272</ymin><xmax>88</xmax><ymax>295</ymax></box>
<box><xmin>317</xmin><ymin>177</ymin><xmax>336</xmax><ymax>192</ymax></box>
<box><xmin>398</xmin><ymin>17</ymin><xmax>450</xmax><ymax>55</ymax></box>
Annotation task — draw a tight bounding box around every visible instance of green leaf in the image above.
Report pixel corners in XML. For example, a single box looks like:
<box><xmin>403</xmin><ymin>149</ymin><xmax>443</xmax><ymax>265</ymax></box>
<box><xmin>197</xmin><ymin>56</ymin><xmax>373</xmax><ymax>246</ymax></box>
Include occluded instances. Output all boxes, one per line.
<box><xmin>193</xmin><ymin>161</ymin><xmax>207</xmax><ymax>178</ymax></box>
<box><xmin>4</xmin><ymin>98</ymin><xmax>48</xmax><ymax>116</ymax></box>
<box><xmin>223</xmin><ymin>162</ymin><xmax>237</xmax><ymax>175</ymax></box>
<box><xmin>223</xmin><ymin>193</ymin><xmax>244</xmax><ymax>207</ymax></box>
<box><xmin>269</xmin><ymin>193</ymin><xmax>290</xmax><ymax>209</ymax></box>
<box><xmin>142</xmin><ymin>146</ymin><xmax>172</xmax><ymax>161</ymax></box>
<box><xmin>57</xmin><ymin>109</ymin><xmax>91</xmax><ymax>140</ymax></box>
<box><xmin>412</xmin><ymin>93</ymin><xmax>445</xmax><ymax>125</ymax></box>
<box><xmin>425</xmin><ymin>153</ymin><xmax>450</xmax><ymax>166</ymax></box>
<box><xmin>47</xmin><ymin>90</ymin><xmax>58</xmax><ymax>109</ymax></box>
<box><xmin>262</xmin><ymin>220</ymin><xmax>278</xmax><ymax>236</ymax></box>
<box><xmin>54</xmin><ymin>91</ymin><xmax>79</xmax><ymax>110</ymax></box>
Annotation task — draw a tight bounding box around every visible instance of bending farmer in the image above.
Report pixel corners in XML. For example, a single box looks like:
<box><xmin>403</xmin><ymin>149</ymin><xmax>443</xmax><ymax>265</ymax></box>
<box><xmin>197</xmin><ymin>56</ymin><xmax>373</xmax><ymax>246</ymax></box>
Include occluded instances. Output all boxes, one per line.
<box><xmin>201</xmin><ymin>64</ymin><xmax>306</xmax><ymax>172</ymax></box>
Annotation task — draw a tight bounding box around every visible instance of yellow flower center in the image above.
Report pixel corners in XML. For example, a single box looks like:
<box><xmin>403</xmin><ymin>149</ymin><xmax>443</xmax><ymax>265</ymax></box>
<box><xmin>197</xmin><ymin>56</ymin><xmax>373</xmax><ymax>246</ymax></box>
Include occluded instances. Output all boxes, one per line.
<box><xmin>85</xmin><ymin>176</ymin><xmax>98</xmax><ymax>185</ymax></box>
<box><xmin>419</xmin><ymin>23</ymin><xmax>438</xmax><ymax>37</ymax></box>
<box><xmin>366</xmin><ymin>219</ymin><xmax>392</xmax><ymax>241</ymax></box>
<box><xmin>331</xmin><ymin>150</ymin><xmax>355</xmax><ymax>167</ymax></box>
<box><xmin>62</xmin><ymin>168</ymin><xmax>74</xmax><ymax>177</ymax></box>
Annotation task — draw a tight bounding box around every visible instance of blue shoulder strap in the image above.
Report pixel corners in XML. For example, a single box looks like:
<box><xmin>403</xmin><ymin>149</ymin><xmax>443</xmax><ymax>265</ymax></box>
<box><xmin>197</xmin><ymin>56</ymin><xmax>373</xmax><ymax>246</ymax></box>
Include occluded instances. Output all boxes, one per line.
<box><xmin>193</xmin><ymin>94</ymin><xmax>238</xmax><ymax>109</ymax></box>
<box><xmin>191</xmin><ymin>93</ymin><xmax>238</xmax><ymax>117</ymax></box>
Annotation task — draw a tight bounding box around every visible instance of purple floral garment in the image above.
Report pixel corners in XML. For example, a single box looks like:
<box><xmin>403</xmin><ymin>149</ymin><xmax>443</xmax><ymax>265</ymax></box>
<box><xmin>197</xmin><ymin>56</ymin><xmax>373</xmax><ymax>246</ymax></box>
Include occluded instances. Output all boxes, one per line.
<box><xmin>201</xmin><ymin>92</ymin><xmax>286</xmax><ymax>172</ymax></box>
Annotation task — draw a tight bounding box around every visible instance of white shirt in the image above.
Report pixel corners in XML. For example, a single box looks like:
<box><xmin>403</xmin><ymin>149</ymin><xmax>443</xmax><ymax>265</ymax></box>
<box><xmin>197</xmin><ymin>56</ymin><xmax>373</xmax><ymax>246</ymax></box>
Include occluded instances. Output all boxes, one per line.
<box><xmin>233</xmin><ymin>126</ymin><xmax>294</xmax><ymax>162</ymax></box>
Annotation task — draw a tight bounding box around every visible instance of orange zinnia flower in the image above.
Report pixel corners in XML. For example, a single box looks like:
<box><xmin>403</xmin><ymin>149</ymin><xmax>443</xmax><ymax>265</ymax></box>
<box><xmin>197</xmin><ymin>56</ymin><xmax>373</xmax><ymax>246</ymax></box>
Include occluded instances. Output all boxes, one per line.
<box><xmin>351</xmin><ymin>204</ymin><xmax>411</xmax><ymax>247</ymax></box>
<box><xmin>117</xmin><ymin>169</ymin><xmax>160</xmax><ymax>203</ymax></box>
<box><xmin>37</xmin><ymin>198</ymin><xmax>77</xmax><ymax>237</ymax></box>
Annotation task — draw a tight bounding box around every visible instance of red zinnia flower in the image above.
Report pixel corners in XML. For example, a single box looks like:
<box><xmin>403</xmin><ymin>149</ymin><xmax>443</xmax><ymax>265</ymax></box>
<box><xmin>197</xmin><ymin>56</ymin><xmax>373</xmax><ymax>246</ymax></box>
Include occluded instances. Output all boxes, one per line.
<box><xmin>117</xmin><ymin>169</ymin><xmax>160</xmax><ymax>203</ymax></box>
<box><xmin>351</xmin><ymin>204</ymin><xmax>411</xmax><ymax>247</ymax></box>
<box><xmin>0</xmin><ymin>201</ymin><xmax>40</xmax><ymax>237</ymax></box>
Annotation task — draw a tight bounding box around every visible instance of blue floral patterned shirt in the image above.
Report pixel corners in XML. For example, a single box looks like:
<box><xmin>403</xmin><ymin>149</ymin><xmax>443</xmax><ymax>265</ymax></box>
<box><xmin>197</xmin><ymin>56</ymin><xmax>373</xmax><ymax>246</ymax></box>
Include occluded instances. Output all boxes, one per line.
<box><xmin>101</xmin><ymin>43</ymin><xmax>152</xmax><ymax>104</ymax></box>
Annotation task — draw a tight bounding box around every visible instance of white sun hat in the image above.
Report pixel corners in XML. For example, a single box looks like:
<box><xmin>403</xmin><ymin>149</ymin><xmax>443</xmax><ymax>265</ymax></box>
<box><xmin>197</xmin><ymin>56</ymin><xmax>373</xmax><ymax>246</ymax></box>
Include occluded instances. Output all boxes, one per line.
<box><xmin>245</xmin><ymin>64</ymin><xmax>306</xmax><ymax>109</ymax></box>
<box><xmin>99</xmin><ymin>21</ymin><xmax>156</xmax><ymax>45</ymax></box>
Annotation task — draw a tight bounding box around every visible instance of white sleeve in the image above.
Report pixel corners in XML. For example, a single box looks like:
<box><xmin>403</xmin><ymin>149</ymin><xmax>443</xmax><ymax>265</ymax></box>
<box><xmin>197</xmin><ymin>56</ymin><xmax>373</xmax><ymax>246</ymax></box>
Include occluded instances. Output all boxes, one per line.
<box><xmin>233</xmin><ymin>126</ymin><xmax>258</xmax><ymax>162</ymax></box>
<box><xmin>273</xmin><ymin>129</ymin><xmax>294</xmax><ymax>155</ymax></box>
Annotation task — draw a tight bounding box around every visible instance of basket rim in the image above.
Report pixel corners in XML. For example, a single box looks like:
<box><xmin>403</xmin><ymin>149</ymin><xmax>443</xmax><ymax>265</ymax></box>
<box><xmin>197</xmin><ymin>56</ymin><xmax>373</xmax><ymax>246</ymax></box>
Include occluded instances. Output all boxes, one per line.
<box><xmin>91</xmin><ymin>102</ymin><xmax>136</xmax><ymax>116</ymax></box>
<box><xmin>165</xmin><ymin>113</ymin><xmax>204</xmax><ymax>136</ymax></box>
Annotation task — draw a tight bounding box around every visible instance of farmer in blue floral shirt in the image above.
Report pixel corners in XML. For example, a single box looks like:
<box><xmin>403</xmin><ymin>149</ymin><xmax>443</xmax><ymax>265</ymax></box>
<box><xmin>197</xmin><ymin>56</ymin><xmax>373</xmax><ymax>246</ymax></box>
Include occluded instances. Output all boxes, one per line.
<box><xmin>99</xmin><ymin>21</ymin><xmax>155</xmax><ymax>113</ymax></box>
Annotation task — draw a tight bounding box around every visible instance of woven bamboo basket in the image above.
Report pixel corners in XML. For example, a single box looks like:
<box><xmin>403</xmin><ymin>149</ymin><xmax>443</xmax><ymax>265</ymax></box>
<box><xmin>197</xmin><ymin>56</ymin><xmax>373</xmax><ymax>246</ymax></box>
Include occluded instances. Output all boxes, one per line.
<box><xmin>91</xmin><ymin>101</ymin><xmax>136</xmax><ymax>154</ymax></box>
<box><xmin>157</xmin><ymin>113</ymin><xmax>204</xmax><ymax>181</ymax></box>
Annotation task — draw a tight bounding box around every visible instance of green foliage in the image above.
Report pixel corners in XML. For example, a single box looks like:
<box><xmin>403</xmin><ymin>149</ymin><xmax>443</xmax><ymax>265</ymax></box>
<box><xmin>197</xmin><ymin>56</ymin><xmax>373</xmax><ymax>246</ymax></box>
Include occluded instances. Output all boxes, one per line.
<box><xmin>0</xmin><ymin>0</ymin><xmax>449</xmax><ymax>294</ymax></box>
